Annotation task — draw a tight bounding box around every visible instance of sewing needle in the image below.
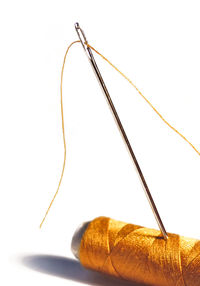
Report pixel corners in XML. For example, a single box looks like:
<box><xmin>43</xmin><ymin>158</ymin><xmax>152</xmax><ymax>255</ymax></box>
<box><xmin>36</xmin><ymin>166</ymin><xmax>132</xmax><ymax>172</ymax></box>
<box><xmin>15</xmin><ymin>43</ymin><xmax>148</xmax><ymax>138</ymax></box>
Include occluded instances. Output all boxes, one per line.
<box><xmin>75</xmin><ymin>22</ymin><xmax>168</xmax><ymax>240</ymax></box>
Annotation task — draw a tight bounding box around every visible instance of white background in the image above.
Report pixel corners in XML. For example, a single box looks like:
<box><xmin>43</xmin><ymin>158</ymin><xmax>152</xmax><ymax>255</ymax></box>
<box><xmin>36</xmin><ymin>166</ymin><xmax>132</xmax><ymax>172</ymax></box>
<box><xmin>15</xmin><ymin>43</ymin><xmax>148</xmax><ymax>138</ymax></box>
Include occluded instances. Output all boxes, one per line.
<box><xmin>1</xmin><ymin>1</ymin><xmax>200</xmax><ymax>285</ymax></box>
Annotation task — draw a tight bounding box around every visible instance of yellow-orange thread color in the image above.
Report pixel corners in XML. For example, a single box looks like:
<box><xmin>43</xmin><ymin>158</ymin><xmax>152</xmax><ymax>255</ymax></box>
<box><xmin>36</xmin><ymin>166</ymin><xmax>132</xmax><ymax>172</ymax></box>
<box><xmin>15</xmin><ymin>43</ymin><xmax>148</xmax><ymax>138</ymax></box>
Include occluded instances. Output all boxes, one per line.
<box><xmin>87</xmin><ymin>43</ymin><xmax>200</xmax><ymax>157</ymax></box>
<box><xmin>40</xmin><ymin>40</ymin><xmax>80</xmax><ymax>228</ymax></box>
<box><xmin>40</xmin><ymin>41</ymin><xmax>200</xmax><ymax>228</ymax></box>
<box><xmin>80</xmin><ymin>217</ymin><xmax>200</xmax><ymax>286</ymax></box>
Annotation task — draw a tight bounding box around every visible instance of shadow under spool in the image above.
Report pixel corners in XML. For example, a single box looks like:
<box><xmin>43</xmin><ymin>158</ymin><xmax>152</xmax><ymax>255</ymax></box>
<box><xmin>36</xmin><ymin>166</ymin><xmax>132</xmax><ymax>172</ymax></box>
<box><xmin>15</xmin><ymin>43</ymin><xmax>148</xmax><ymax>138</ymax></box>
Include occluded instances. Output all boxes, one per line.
<box><xmin>71</xmin><ymin>216</ymin><xmax>200</xmax><ymax>286</ymax></box>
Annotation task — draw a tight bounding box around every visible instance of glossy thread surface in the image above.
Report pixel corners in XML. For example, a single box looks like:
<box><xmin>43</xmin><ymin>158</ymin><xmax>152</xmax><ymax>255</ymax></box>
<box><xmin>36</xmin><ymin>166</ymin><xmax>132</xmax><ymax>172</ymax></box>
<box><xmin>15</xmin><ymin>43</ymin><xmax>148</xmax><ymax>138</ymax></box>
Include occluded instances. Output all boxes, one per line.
<box><xmin>80</xmin><ymin>217</ymin><xmax>200</xmax><ymax>286</ymax></box>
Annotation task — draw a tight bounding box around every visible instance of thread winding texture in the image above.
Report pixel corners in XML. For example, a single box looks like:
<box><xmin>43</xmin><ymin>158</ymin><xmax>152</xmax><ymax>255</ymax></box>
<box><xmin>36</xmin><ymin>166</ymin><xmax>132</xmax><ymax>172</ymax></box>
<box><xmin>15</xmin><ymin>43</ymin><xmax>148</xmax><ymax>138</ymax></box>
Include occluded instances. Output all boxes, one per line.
<box><xmin>79</xmin><ymin>217</ymin><xmax>200</xmax><ymax>286</ymax></box>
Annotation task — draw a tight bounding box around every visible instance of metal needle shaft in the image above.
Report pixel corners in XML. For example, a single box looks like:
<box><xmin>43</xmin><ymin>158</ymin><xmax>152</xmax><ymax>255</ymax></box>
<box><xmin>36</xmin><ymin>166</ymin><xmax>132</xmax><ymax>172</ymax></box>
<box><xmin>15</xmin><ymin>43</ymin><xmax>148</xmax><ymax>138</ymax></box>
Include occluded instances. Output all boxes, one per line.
<box><xmin>75</xmin><ymin>22</ymin><xmax>168</xmax><ymax>240</ymax></box>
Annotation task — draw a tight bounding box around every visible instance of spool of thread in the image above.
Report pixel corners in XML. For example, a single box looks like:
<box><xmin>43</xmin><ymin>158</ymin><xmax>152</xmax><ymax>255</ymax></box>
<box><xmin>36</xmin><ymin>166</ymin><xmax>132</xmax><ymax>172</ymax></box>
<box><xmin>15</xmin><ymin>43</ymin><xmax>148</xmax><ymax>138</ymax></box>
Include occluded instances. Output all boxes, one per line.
<box><xmin>71</xmin><ymin>216</ymin><xmax>200</xmax><ymax>286</ymax></box>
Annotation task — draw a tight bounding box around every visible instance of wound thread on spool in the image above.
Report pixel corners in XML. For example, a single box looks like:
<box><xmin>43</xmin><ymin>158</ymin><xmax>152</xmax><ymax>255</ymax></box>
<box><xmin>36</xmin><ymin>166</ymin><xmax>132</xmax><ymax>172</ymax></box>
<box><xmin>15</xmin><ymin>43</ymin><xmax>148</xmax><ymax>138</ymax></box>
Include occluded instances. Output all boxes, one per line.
<box><xmin>71</xmin><ymin>216</ymin><xmax>200</xmax><ymax>286</ymax></box>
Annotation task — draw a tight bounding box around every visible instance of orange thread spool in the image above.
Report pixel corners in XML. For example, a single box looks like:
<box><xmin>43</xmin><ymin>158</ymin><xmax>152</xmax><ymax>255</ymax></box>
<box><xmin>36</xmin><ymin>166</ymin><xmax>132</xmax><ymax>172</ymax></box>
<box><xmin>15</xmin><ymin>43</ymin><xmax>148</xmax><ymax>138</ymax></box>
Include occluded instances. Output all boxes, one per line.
<box><xmin>72</xmin><ymin>217</ymin><xmax>200</xmax><ymax>286</ymax></box>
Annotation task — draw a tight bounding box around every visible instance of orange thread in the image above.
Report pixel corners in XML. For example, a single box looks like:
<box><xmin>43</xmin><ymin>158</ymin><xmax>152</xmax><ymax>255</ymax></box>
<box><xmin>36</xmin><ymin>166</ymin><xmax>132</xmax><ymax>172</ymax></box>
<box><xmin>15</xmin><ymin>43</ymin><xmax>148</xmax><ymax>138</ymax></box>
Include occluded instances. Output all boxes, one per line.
<box><xmin>40</xmin><ymin>40</ymin><xmax>80</xmax><ymax>228</ymax></box>
<box><xmin>80</xmin><ymin>217</ymin><xmax>200</xmax><ymax>286</ymax></box>
<box><xmin>87</xmin><ymin>43</ymin><xmax>200</xmax><ymax>157</ymax></box>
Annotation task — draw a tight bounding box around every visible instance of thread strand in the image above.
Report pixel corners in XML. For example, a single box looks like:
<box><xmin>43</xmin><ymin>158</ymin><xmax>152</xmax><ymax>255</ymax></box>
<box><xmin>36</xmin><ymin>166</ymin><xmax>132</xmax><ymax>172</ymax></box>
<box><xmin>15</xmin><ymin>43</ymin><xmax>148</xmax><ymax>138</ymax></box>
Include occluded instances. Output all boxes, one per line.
<box><xmin>87</xmin><ymin>43</ymin><xmax>200</xmax><ymax>156</ymax></box>
<box><xmin>40</xmin><ymin>40</ymin><xmax>80</xmax><ymax>228</ymax></box>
